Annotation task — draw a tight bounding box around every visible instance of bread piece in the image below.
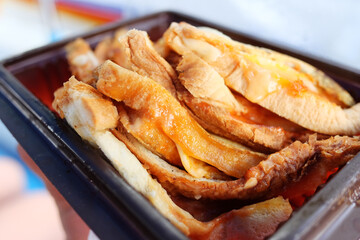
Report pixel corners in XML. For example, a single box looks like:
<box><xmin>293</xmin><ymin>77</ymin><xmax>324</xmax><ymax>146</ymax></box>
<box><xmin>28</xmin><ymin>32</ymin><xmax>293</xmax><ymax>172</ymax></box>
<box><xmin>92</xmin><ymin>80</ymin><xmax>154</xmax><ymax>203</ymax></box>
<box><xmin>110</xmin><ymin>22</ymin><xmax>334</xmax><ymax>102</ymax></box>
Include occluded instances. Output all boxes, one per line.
<box><xmin>96</xmin><ymin>60</ymin><xmax>266</xmax><ymax>178</ymax></box>
<box><xmin>65</xmin><ymin>38</ymin><xmax>99</xmax><ymax>85</ymax></box>
<box><xmin>109</xmin><ymin>29</ymin><xmax>177</xmax><ymax>97</ymax></box>
<box><xmin>52</xmin><ymin>76</ymin><xmax>118</xmax><ymax>144</ymax></box>
<box><xmin>113</xmin><ymin>124</ymin><xmax>360</xmax><ymax>200</ymax></box>
<box><xmin>164</xmin><ymin>22</ymin><xmax>359</xmax><ymax>135</ymax></box>
<box><xmin>176</xmin><ymin>52</ymin><xmax>311</xmax><ymax>152</ymax></box>
<box><xmin>53</xmin><ymin>75</ymin><xmax>292</xmax><ymax>239</ymax></box>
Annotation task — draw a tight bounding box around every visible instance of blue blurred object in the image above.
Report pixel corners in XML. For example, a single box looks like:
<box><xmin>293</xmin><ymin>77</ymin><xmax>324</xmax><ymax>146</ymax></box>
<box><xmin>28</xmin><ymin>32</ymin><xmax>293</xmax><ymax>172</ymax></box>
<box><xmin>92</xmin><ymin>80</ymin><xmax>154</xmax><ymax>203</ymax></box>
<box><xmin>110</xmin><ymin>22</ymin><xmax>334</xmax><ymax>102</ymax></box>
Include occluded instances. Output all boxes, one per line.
<box><xmin>0</xmin><ymin>120</ymin><xmax>44</xmax><ymax>191</ymax></box>
<box><xmin>38</xmin><ymin>0</ymin><xmax>62</xmax><ymax>42</ymax></box>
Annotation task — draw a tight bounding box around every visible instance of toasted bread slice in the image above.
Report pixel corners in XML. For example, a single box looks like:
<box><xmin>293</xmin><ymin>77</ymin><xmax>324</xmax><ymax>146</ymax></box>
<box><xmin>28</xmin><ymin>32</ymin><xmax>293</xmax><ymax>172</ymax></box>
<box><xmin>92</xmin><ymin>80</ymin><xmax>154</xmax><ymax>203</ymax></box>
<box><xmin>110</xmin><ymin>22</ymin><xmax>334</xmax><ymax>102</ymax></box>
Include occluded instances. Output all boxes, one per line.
<box><xmin>53</xmin><ymin>76</ymin><xmax>292</xmax><ymax>239</ymax></box>
<box><xmin>65</xmin><ymin>39</ymin><xmax>99</xmax><ymax>85</ymax></box>
<box><xmin>164</xmin><ymin>22</ymin><xmax>359</xmax><ymax>135</ymax></box>
<box><xmin>109</xmin><ymin>29</ymin><xmax>177</xmax><ymax>97</ymax></box>
<box><xmin>176</xmin><ymin>52</ymin><xmax>312</xmax><ymax>152</ymax></box>
<box><xmin>52</xmin><ymin>76</ymin><xmax>118</xmax><ymax>143</ymax></box>
<box><xmin>113</xmin><ymin>124</ymin><xmax>360</xmax><ymax>200</ymax></box>
<box><xmin>106</xmin><ymin>30</ymin><xmax>260</xmax><ymax>176</ymax></box>
<box><xmin>96</xmin><ymin>60</ymin><xmax>266</xmax><ymax>178</ymax></box>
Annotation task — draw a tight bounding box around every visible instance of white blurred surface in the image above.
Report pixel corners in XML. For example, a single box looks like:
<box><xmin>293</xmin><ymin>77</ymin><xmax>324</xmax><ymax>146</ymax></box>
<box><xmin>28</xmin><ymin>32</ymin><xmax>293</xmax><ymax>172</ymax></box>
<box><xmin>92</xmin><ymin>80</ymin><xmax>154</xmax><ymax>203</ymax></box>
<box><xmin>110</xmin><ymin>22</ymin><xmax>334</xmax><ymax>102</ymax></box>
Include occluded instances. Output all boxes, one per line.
<box><xmin>0</xmin><ymin>0</ymin><xmax>96</xmax><ymax>60</ymax></box>
<box><xmin>0</xmin><ymin>0</ymin><xmax>359</xmax><ymax>71</ymax></box>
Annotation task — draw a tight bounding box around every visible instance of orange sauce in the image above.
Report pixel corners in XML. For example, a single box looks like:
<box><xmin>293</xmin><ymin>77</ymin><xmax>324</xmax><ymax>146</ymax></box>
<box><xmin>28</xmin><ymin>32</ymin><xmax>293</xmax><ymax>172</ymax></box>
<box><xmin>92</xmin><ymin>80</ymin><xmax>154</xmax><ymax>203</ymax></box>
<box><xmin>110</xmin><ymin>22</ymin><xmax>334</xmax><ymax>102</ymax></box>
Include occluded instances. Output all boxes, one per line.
<box><xmin>97</xmin><ymin>62</ymin><xmax>266</xmax><ymax>178</ymax></box>
<box><xmin>232</xmin><ymin>93</ymin><xmax>305</xmax><ymax>132</ymax></box>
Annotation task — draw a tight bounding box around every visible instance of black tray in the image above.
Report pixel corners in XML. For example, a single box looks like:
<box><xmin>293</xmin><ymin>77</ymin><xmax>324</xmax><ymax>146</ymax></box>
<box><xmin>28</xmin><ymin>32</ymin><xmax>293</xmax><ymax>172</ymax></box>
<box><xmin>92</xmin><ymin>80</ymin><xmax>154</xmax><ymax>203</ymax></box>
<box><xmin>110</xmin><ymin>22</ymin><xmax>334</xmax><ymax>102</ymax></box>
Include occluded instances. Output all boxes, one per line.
<box><xmin>1</xmin><ymin>11</ymin><xmax>360</xmax><ymax>240</ymax></box>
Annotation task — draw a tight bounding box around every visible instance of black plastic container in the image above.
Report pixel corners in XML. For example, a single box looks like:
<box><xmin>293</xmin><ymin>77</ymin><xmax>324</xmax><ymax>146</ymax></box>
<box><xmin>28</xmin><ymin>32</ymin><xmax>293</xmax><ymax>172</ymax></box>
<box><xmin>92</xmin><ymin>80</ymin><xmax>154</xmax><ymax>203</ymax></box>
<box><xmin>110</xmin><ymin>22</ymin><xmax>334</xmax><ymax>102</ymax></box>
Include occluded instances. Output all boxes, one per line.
<box><xmin>1</xmin><ymin>11</ymin><xmax>360</xmax><ymax>240</ymax></box>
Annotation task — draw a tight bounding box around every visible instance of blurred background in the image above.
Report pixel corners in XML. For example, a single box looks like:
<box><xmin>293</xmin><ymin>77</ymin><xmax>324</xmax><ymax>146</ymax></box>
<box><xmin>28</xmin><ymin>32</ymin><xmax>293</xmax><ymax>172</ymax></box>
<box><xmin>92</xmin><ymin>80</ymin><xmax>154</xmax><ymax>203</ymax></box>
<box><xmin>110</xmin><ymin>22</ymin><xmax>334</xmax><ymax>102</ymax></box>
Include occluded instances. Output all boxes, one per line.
<box><xmin>0</xmin><ymin>0</ymin><xmax>359</xmax><ymax>239</ymax></box>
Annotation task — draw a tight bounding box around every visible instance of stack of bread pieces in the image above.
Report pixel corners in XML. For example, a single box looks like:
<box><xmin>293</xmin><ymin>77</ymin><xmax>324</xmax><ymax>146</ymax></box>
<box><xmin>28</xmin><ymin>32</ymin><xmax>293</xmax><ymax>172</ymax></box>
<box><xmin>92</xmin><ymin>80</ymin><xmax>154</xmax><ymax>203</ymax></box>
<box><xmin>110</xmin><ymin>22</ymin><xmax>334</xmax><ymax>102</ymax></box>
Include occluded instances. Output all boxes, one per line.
<box><xmin>52</xmin><ymin>22</ymin><xmax>360</xmax><ymax>240</ymax></box>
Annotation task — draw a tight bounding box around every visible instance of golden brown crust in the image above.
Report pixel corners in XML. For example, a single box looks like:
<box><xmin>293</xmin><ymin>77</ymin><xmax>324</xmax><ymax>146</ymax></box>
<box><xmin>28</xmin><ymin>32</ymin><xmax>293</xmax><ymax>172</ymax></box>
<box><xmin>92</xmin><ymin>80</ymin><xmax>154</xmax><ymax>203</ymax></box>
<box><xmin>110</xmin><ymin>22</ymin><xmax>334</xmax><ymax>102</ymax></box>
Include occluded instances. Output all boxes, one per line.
<box><xmin>96</xmin><ymin>61</ymin><xmax>266</xmax><ymax>178</ymax></box>
<box><xmin>177</xmin><ymin>52</ymin><xmax>239</xmax><ymax>110</ymax></box>
<box><xmin>198</xmin><ymin>196</ymin><xmax>292</xmax><ymax>240</ymax></box>
<box><xmin>117</xmin><ymin>104</ymin><xmax>182</xmax><ymax>167</ymax></box>
<box><xmin>281</xmin><ymin>135</ymin><xmax>360</xmax><ymax>204</ymax></box>
<box><xmin>112</xmin><ymin>123</ymin><xmax>360</xmax><ymax>201</ymax></box>
<box><xmin>107</xmin><ymin>33</ymin><xmax>260</xmax><ymax>177</ymax></box>
<box><xmin>65</xmin><ymin>38</ymin><xmax>99</xmax><ymax>85</ymax></box>
<box><xmin>164</xmin><ymin>22</ymin><xmax>354</xmax><ymax>107</ymax></box>
<box><xmin>179</xmin><ymin>93</ymin><xmax>296</xmax><ymax>152</ymax></box>
<box><xmin>236</xmin><ymin>43</ymin><xmax>355</xmax><ymax>107</ymax></box>
<box><xmin>94</xmin><ymin>36</ymin><xmax>112</xmax><ymax>63</ymax></box>
<box><xmin>53</xmin><ymin>77</ymin><xmax>292</xmax><ymax>238</ymax></box>
<box><xmin>52</xmin><ymin>76</ymin><xmax>118</xmax><ymax>143</ymax></box>
<box><xmin>174</xmin><ymin>51</ymin><xmax>312</xmax><ymax>152</ymax></box>
<box><xmin>53</xmin><ymin>26</ymin><xmax>360</xmax><ymax>239</ymax></box>
<box><xmin>109</xmin><ymin>29</ymin><xmax>177</xmax><ymax>97</ymax></box>
<box><xmin>257</xmin><ymin>89</ymin><xmax>360</xmax><ymax>135</ymax></box>
<box><xmin>163</xmin><ymin>22</ymin><xmax>360</xmax><ymax>135</ymax></box>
